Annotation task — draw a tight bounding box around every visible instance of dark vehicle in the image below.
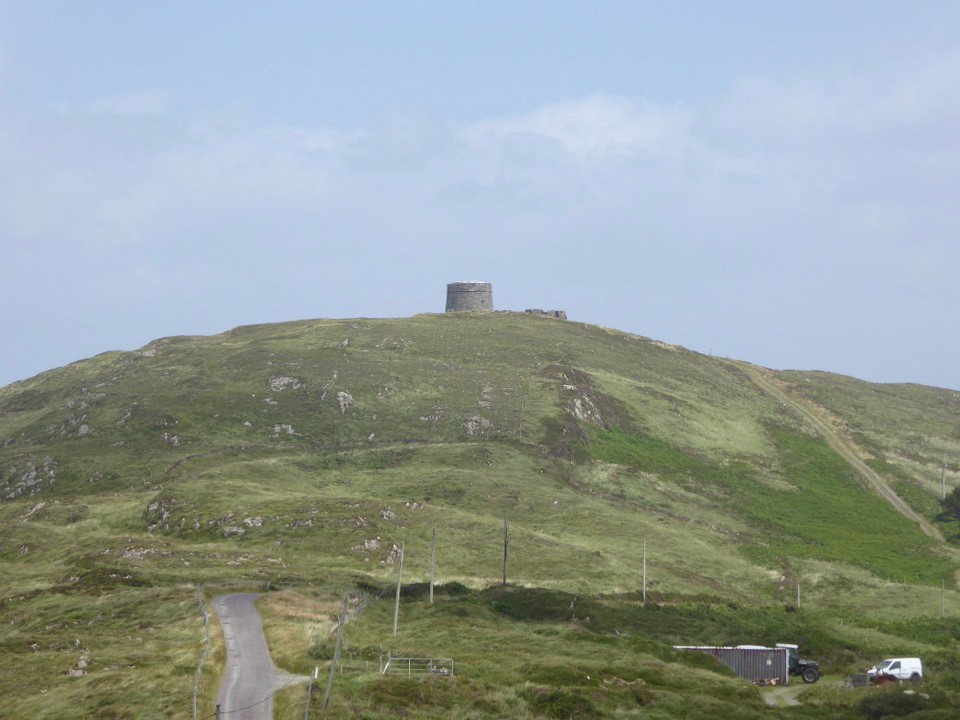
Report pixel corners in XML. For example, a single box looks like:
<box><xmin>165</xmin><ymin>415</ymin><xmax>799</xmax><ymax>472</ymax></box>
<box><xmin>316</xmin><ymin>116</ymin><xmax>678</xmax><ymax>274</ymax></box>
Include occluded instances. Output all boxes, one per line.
<box><xmin>777</xmin><ymin>643</ymin><xmax>821</xmax><ymax>683</ymax></box>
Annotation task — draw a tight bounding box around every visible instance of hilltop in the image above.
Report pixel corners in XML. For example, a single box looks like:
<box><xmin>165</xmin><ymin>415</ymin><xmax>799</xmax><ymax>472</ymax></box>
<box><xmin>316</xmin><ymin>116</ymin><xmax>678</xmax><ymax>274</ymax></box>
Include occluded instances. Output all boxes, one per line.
<box><xmin>1</xmin><ymin>312</ymin><xmax>959</xmax><ymax>719</ymax></box>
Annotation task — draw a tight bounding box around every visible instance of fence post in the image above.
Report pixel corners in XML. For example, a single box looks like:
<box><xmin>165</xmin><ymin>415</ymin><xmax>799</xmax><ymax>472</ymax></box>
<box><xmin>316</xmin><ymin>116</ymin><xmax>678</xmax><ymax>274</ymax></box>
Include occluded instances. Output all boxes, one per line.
<box><xmin>304</xmin><ymin>666</ymin><xmax>317</xmax><ymax>720</ymax></box>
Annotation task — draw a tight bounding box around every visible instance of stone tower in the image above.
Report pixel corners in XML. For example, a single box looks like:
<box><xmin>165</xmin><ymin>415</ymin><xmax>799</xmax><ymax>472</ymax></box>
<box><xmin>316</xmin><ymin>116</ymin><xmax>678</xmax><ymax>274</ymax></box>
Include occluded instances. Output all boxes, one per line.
<box><xmin>445</xmin><ymin>281</ymin><xmax>493</xmax><ymax>312</ymax></box>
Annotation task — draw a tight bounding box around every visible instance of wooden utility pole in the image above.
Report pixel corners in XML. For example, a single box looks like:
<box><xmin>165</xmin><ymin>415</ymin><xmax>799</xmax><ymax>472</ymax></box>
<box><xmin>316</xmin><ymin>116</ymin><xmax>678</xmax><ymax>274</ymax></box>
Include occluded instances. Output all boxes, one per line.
<box><xmin>429</xmin><ymin>528</ymin><xmax>436</xmax><ymax>605</ymax></box>
<box><xmin>324</xmin><ymin>617</ymin><xmax>343</xmax><ymax>711</ymax></box>
<box><xmin>797</xmin><ymin>582</ymin><xmax>801</xmax><ymax>610</ymax></box>
<box><xmin>393</xmin><ymin>543</ymin><xmax>405</xmax><ymax>637</ymax></box>
<box><xmin>642</xmin><ymin>539</ymin><xmax>647</xmax><ymax>604</ymax></box>
<box><xmin>943</xmin><ymin>459</ymin><xmax>948</xmax><ymax>500</ymax></box>
<box><xmin>502</xmin><ymin>519</ymin><xmax>509</xmax><ymax>586</ymax></box>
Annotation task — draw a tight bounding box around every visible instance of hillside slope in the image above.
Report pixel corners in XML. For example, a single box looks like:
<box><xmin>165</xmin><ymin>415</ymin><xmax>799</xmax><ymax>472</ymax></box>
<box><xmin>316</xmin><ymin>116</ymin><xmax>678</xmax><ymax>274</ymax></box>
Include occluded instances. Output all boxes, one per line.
<box><xmin>2</xmin><ymin>312</ymin><xmax>954</xmax><ymax>586</ymax></box>
<box><xmin>743</xmin><ymin>364</ymin><xmax>943</xmax><ymax>540</ymax></box>
<box><xmin>1</xmin><ymin>312</ymin><xmax>959</xmax><ymax>718</ymax></box>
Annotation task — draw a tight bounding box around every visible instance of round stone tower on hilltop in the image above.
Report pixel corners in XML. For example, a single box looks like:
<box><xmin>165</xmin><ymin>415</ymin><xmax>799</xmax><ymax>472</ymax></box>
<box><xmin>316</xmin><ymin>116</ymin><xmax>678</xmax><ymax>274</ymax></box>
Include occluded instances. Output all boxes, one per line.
<box><xmin>445</xmin><ymin>281</ymin><xmax>493</xmax><ymax>312</ymax></box>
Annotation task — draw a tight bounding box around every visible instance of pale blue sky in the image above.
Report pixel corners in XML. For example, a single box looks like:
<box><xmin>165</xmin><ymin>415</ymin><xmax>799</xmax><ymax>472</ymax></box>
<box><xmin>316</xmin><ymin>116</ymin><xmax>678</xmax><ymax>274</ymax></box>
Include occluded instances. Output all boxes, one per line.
<box><xmin>2</xmin><ymin>2</ymin><xmax>960</xmax><ymax>389</ymax></box>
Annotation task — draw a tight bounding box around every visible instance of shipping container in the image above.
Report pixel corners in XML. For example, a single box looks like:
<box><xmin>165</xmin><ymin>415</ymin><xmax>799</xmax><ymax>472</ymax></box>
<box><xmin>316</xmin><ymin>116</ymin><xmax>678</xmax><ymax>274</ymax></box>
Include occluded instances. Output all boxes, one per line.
<box><xmin>674</xmin><ymin>645</ymin><xmax>790</xmax><ymax>685</ymax></box>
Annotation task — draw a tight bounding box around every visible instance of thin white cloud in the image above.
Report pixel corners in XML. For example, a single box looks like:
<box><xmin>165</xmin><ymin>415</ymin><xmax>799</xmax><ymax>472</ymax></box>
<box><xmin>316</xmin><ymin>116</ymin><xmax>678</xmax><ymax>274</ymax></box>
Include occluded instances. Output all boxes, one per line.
<box><xmin>292</xmin><ymin>127</ymin><xmax>366</xmax><ymax>154</ymax></box>
<box><xmin>463</xmin><ymin>95</ymin><xmax>693</xmax><ymax>162</ymax></box>
<box><xmin>85</xmin><ymin>90</ymin><xmax>171</xmax><ymax>117</ymax></box>
<box><xmin>715</xmin><ymin>44</ymin><xmax>960</xmax><ymax>143</ymax></box>
<box><xmin>158</xmin><ymin>126</ymin><xmax>361</xmax><ymax>212</ymax></box>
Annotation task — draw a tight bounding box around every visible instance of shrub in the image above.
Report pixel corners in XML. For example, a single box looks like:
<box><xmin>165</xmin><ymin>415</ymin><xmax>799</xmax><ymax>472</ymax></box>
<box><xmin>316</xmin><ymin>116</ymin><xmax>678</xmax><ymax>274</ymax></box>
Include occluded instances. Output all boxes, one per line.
<box><xmin>858</xmin><ymin>688</ymin><xmax>942</xmax><ymax>719</ymax></box>
<box><xmin>523</xmin><ymin>687</ymin><xmax>597</xmax><ymax>719</ymax></box>
<box><xmin>940</xmin><ymin>487</ymin><xmax>960</xmax><ymax>521</ymax></box>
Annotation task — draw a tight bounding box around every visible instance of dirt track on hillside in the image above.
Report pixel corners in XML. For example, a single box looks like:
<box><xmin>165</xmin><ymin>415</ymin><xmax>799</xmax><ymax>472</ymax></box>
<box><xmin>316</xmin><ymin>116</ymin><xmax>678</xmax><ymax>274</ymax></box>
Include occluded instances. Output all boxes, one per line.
<box><xmin>762</xmin><ymin>684</ymin><xmax>803</xmax><ymax>707</ymax></box>
<box><xmin>740</xmin><ymin>364</ymin><xmax>944</xmax><ymax>542</ymax></box>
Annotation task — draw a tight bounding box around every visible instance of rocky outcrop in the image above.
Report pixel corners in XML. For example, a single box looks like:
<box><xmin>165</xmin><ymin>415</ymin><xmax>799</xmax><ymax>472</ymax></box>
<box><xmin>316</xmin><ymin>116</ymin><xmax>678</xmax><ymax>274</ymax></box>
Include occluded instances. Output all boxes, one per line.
<box><xmin>1</xmin><ymin>456</ymin><xmax>58</xmax><ymax>500</ymax></box>
<box><xmin>525</xmin><ymin>309</ymin><xmax>567</xmax><ymax>319</ymax></box>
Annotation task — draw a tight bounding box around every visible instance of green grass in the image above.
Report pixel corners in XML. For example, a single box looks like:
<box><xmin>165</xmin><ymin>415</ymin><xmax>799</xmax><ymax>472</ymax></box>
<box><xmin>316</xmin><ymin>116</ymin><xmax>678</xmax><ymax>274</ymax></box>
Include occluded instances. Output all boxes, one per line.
<box><xmin>292</xmin><ymin>584</ymin><xmax>960</xmax><ymax>718</ymax></box>
<box><xmin>315</xmin><ymin>586</ymin><xmax>770</xmax><ymax>720</ymax></box>
<box><xmin>581</xmin><ymin>424</ymin><xmax>953</xmax><ymax>586</ymax></box>
<box><xmin>1</xmin><ymin>313</ymin><xmax>960</xmax><ymax>717</ymax></box>
<box><xmin>778</xmin><ymin>371</ymin><xmax>960</xmax><ymax>508</ymax></box>
<box><xmin>0</xmin><ymin>583</ymin><xmax>203</xmax><ymax>720</ymax></box>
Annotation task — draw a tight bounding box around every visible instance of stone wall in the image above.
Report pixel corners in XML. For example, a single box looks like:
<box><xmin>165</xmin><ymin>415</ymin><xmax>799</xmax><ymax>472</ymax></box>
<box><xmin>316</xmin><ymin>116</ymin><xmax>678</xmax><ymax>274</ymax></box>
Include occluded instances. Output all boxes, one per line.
<box><xmin>525</xmin><ymin>309</ymin><xmax>567</xmax><ymax>320</ymax></box>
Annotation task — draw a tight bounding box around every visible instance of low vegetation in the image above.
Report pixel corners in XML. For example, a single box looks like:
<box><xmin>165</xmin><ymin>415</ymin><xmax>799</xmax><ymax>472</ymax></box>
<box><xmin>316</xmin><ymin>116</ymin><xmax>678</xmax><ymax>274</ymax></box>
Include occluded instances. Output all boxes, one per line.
<box><xmin>1</xmin><ymin>313</ymin><xmax>958</xmax><ymax>718</ymax></box>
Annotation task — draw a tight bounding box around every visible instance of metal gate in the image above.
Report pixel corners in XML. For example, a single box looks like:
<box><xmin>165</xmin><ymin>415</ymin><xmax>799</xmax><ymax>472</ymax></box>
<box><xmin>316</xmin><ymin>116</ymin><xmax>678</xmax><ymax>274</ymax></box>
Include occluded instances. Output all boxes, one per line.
<box><xmin>380</xmin><ymin>656</ymin><xmax>455</xmax><ymax>677</ymax></box>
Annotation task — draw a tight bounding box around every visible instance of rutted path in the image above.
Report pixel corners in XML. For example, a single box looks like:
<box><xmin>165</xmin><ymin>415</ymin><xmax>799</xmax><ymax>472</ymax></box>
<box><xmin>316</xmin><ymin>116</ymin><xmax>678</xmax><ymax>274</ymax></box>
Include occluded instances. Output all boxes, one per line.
<box><xmin>762</xmin><ymin>684</ymin><xmax>803</xmax><ymax>707</ymax></box>
<box><xmin>741</xmin><ymin>364</ymin><xmax>944</xmax><ymax>542</ymax></box>
<box><xmin>214</xmin><ymin>593</ymin><xmax>308</xmax><ymax>720</ymax></box>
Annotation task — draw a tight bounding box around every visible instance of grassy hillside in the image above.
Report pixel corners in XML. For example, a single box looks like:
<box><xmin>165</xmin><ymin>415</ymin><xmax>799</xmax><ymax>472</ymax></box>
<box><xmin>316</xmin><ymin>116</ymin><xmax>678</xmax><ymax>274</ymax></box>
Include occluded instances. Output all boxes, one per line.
<box><xmin>777</xmin><ymin>371</ymin><xmax>960</xmax><ymax>540</ymax></box>
<box><xmin>1</xmin><ymin>312</ymin><xmax>959</xmax><ymax>718</ymax></box>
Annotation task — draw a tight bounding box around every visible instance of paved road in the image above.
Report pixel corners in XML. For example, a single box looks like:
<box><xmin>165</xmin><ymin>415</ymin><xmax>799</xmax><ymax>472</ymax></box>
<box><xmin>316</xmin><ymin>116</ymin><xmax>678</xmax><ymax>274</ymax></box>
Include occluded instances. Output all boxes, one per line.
<box><xmin>214</xmin><ymin>593</ymin><xmax>307</xmax><ymax>720</ymax></box>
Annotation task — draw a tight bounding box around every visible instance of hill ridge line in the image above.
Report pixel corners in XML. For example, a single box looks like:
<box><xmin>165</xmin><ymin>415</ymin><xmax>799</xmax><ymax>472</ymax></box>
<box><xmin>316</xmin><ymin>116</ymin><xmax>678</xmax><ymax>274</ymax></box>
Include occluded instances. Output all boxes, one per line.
<box><xmin>736</xmin><ymin>362</ymin><xmax>944</xmax><ymax>542</ymax></box>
